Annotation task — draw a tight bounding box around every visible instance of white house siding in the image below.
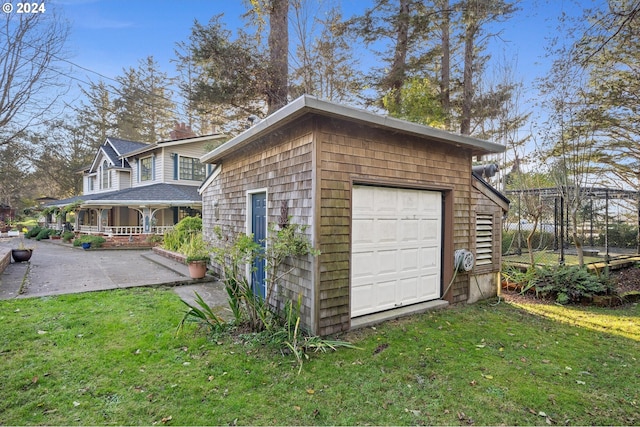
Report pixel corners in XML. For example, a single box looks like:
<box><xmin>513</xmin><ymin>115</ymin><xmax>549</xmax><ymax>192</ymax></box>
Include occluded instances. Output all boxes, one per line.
<box><xmin>164</xmin><ymin>141</ymin><xmax>214</xmax><ymax>185</ymax></box>
<box><xmin>115</xmin><ymin>170</ymin><xmax>131</xmax><ymax>190</ymax></box>
<box><xmin>202</xmin><ymin>123</ymin><xmax>316</xmax><ymax>332</ymax></box>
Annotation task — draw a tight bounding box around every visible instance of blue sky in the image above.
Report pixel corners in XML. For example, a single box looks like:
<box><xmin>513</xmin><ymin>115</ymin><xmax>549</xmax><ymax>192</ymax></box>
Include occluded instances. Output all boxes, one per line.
<box><xmin>49</xmin><ymin>0</ymin><xmax>592</xmax><ymax>115</ymax></box>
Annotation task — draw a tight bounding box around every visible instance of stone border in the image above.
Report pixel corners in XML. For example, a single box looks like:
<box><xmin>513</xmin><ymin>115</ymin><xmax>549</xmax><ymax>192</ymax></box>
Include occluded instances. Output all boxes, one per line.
<box><xmin>0</xmin><ymin>248</ymin><xmax>10</xmax><ymax>274</ymax></box>
<box><xmin>152</xmin><ymin>246</ymin><xmax>186</xmax><ymax>264</ymax></box>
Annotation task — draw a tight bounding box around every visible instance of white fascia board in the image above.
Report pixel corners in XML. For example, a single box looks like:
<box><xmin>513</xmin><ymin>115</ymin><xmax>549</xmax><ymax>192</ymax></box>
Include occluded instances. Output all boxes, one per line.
<box><xmin>198</xmin><ymin>164</ymin><xmax>221</xmax><ymax>194</ymax></box>
<box><xmin>124</xmin><ymin>133</ymin><xmax>226</xmax><ymax>158</ymax></box>
<box><xmin>81</xmin><ymin>200</ymin><xmax>202</xmax><ymax>207</ymax></box>
<box><xmin>200</xmin><ymin>95</ymin><xmax>505</xmax><ymax>164</ymax></box>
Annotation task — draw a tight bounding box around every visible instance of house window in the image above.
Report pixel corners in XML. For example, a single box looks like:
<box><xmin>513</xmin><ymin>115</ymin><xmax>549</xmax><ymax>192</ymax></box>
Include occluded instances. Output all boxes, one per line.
<box><xmin>101</xmin><ymin>160</ymin><xmax>110</xmax><ymax>189</ymax></box>
<box><xmin>140</xmin><ymin>156</ymin><xmax>153</xmax><ymax>181</ymax></box>
<box><xmin>179</xmin><ymin>156</ymin><xmax>205</xmax><ymax>181</ymax></box>
<box><xmin>88</xmin><ymin>176</ymin><xmax>94</xmax><ymax>191</ymax></box>
<box><xmin>476</xmin><ymin>213</ymin><xmax>494</xmax><ymax>266</ymax></box>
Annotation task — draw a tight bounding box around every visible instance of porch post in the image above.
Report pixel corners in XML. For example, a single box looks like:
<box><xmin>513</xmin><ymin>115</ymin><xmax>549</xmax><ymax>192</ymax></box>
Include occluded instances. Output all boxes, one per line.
<box><xmin>142</xmin><ymin>207</ymin><xmax>152</xmax><ymax>233</ymax></box>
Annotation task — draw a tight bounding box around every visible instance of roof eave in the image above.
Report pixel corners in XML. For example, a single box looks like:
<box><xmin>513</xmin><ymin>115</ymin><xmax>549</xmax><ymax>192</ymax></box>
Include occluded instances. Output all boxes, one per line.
<box><xmin>124</xmin><ymin>133</ymin><xmax>227</xmax><ymax>158</ymax></box>
<box><xmin>200</xmin><ymin>95</ymin><xmax>505</xmax><ymax>164</ymax></box>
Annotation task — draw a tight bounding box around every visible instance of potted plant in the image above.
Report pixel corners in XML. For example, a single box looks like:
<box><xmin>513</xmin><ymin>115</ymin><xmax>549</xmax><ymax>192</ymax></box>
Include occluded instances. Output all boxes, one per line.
<box><xmin>12</xmin><ymin>238</ymin><xmax>34</xmax><ymax>262</ymax></box>
<box><xmin>62</xmin><ymin>231</ymin><xmax>74</xmax><ymax>243</ymax></box>
<box><xmin>180</xmin><ymin>234</ymin><xmax>210</xmax><ymax>279</ymax></box>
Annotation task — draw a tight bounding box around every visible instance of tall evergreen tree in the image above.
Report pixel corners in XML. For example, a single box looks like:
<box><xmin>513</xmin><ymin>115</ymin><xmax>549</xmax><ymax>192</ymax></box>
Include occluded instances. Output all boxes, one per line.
<box><xmin>290</xmin><ymin>6</ymin><xmax>362</xmax><ymax>102</ymax></box>
<box><xmin>77</xmin><ymin>80</ymin><xmax>117</xmax><ymax>149</ymax></box>
<box><xmin>576</xmin><ymin>0</ymin><xmax>640</xmax><ymax>188</ymax></box>
<box><xmin>113</xmin><ymin>56</ymin><xmax>177</xmax><ymax>142</ymax></box>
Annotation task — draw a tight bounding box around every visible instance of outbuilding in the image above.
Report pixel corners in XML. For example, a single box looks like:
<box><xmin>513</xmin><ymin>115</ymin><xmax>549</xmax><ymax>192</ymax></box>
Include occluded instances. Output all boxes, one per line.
<box><xmin>200</xmin><ymin>95</ymin><xmax>508</xmax><ymax>336</ymax></box>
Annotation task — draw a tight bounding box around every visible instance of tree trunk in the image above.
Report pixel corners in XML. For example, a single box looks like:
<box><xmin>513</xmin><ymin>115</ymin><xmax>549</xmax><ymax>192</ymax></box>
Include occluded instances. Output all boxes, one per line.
<box><xmin>571</xmin><ymin>206</ymin><xmax>584</xmax><ymax>267</ymax></box>
<box><xmin>438</xmin><ymin>0</ymin><xmax>451</xmax><ymax>130</ymax></box>
<box><xmin>386</xmin><ymin>0</ymin><xmax>411</xmax><ymax>105</ymax></box>
<box><xmin>267</xmin><ymin>0</ymin><xmax>289</xmax><ymax>114</ymax></box>
<box><xmin>461</xmin><ymin>20</ymin><xmax>477</xmax><ymax>135</ymax></box>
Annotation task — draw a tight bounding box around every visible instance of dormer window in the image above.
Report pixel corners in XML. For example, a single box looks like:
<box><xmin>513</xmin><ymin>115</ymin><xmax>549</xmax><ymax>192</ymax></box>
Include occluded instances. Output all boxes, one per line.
<box><xmin>140</xmin><ymin>156</ymin><xmax>153</xmax><ymax>181</ymax></box>
<box><xmin>101</xmin><ymin>160</ymin><xmax>110</xmax><ymax>189</ymax></box>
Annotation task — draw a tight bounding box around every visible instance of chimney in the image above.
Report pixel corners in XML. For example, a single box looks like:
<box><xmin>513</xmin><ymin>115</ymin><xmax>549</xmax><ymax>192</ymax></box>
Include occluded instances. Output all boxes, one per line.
<box><xmin>170</xmin><ymin>122</ymin><xmax>196</xmax><ymax>140</ymax></box>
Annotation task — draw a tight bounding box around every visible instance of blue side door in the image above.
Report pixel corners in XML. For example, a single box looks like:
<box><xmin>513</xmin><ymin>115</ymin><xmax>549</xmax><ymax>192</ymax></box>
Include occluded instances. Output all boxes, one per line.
<box><xmin>251</xmin><ymin>193</ymin><xmax>267</xmax><ymax>298</ymax></box>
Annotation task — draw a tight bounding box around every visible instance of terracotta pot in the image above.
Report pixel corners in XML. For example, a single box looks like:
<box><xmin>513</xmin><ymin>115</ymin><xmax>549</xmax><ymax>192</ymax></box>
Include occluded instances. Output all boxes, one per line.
<box><xmin>11</xmin><ymin>249</ymin><xmax>33</xmax><ymax>262</ymax></box>
<box><xmin>187</xmin><ymin>260</ymin><xmax>207</xmax><ymax>279</ymax></box>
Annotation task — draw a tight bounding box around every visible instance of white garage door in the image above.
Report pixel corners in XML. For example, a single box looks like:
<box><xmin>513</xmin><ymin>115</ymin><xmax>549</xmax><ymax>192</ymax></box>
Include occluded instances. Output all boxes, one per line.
<box><xmin>351</xmin><ymin>185</ymin><xmax>442</xmax><ymax>318</ymax></box>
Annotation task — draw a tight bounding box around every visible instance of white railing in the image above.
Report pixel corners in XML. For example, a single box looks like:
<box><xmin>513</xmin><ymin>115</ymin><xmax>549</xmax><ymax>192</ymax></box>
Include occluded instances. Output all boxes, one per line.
<box><xmin>77</xmin><ymin>225</ymin><xmax>173</xmax><ymax>235</ymax></box>
<box><xmin>151</xmin><ymin>225</ymin><xmax>174</xmax><ymax>235</ymax></box>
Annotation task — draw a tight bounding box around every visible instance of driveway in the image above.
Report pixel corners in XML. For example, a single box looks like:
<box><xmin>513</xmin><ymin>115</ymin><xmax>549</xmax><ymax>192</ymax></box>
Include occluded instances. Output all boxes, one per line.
<box><xmin>0</xmin><ymin>237</ymin><xmax>228</xmax><ymax>313</ymax></box>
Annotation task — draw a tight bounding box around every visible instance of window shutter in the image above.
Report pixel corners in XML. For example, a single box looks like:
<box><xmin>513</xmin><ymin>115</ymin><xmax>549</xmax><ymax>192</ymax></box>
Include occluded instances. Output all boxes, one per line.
<box><xmin>476</xmin><ymin>213</ymin><xmax>494</xmax><ymax>266</ymax></box>
<box><xmin>173</xmin><ymin>154</ymin><xmax>178</xmax><ymax>180</ymax></box>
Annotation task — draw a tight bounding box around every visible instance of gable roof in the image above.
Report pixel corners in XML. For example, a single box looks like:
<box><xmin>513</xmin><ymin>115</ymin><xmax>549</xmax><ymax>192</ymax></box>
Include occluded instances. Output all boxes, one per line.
<box><xmin>122</xmin><ymin>133</ymin><xmax>227</xmax><ymax>158</ymax></box>
<box><xmin>108</xmin><ymin>137</ymin><xmax>149</xmax><ymax>156</ymax></box>
<box><xmin>89</xmin><ymin>137</ymin><xmax>148</xmax><ymax>172</ymax></box>
<box><xmin>201</xmin><ymin>95</ymin><xmax>506</xmax><ymax>164</ymax></box>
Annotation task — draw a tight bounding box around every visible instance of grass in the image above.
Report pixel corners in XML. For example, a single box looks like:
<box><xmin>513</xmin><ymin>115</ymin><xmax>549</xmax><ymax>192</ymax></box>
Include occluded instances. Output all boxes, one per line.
<box><xmin>0</xmin><ymin>287</ymin><xmax>638</xmax><ymax>425</ymax></box>
<box><xmin>503</xmin><ymin>251</ymin><xmax>601</xmax><ymax>266</ymax></box>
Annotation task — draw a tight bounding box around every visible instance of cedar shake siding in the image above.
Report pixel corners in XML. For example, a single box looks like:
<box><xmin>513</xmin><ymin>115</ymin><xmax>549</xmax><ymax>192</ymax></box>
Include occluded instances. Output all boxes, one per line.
<box><xmin>202</xmin><ymin>122</ymin><xmax>316</xmax><ymax>330</ymax></box>
<box><xmin>314</xmin><ymin>117</ymin><xmax>469</xmax><ymax>334</ymax></box>
<box><xmin>201</xmin><ymin>95</ymin><xmax>507</xmax><ymax>336</ymax></box>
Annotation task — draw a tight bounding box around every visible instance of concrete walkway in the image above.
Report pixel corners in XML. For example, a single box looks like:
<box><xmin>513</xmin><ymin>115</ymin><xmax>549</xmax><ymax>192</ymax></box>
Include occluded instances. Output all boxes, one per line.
<box><xmin>0</xmin><ymin>237</ymin><xmax>228</xmax><ymax>313</ymax></box>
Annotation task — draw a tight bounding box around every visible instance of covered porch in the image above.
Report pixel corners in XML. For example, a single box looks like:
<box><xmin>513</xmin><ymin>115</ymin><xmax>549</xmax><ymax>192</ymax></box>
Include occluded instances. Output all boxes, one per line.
<box><xmin>43</xmin><ymin>183</ymin><xmax>203</xmax><ymax>237</ymax></box>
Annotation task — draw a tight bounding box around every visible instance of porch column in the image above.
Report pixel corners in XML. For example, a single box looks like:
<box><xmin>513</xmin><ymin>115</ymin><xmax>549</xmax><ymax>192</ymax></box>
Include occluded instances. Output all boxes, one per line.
<box><xmin>142</xmin><ymin>207</ymin><xmax>152</xmax><ymax>233</ymax></box>
<box><xmin>98</xmin><ymin>208</ymin><xmax>108</xmax><ymax>233</ymax></box>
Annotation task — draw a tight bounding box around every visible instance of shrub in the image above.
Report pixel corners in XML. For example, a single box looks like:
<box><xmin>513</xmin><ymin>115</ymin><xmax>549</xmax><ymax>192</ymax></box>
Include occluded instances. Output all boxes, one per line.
<box><xmin>35</xmin><ymin>228</ymin><xmax>57</xmax><ymax>241</ymax></box>
<box><xmin>162</xmin><ymin>216</ymin><xmax>202</xmax><ymax>252</ymax></box>
<box><xmin>180</xmin><ymin>234</ymin><xmax>210</xmax><ymax>263</ymax></box>
<box><xmin>174</xmin><ymin>216</ymin><xmax>202</xmax><ymax>234</ymax></box>
<box><xmin>62</xmin><ymin>231</ymin><xmax>74</xmax><ymax>242</ymax></box>
<box><xmin>180</xmin><ymin>222</ymin><xmax>355</xmax><ymax>373</ymax></box>
<box><xmin>25</xmin><ymin>226</ymin><xmax>42</xmax><ymax>239</ymax></box>
<box><xmin>536</xmin><ymin>265</ymin><xmax>611</xmax><ymax>304</ymax></box>
<box><xmin>73</xmin><ymin>235</ymin><xmax>106</xmax><ymax>248</ymax></box>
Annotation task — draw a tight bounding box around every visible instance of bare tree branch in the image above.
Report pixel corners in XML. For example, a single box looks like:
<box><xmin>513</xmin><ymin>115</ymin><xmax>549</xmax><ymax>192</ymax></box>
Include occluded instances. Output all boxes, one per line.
<box><xmin>0</xmin><ymin>10</ymin><xmax>69</xmax><ymax>146</ymax></box>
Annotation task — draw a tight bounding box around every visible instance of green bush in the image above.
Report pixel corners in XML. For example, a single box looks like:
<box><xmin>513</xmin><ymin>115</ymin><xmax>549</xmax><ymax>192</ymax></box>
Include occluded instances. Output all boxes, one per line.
<box><xmin>162</xmin><ymin>216</ymin><xmax>202</xmax><ymax>252</ymax></box>
<box><xmin>35</xmin><ymin>228</ymin><xmax>57</xmax><ymax>241</ymax></box>
<box><xmin>25</xmin><ymin>226</ymin><xmax>42</xmax><ymax>239</ymax></box>
<box><xmin>174</xmin><ymin>216</ymin><xmax>202</xmax><ymax>234</ymax></box>
<box><xmin>598</xmin><ymin>223</ymin><xmax>638</xmax><ymax>249</ymax></box>
<box><xmin>536</xmin><ymin>265</ymin><xmax>611</xmax><ymax>304</ymax></box>
<box><xmin>73</xmin><ymin>235</ymin><xmax>106</xmax><ymax>248</ymax></box>
<box><xmin>180</xmin><ymin>233</ymin><xmax>210</xmax><ymax>263</ymax></box>
<box><xmin>62</xmin><ymin>231</ymin><xmax>74</xmax><ymax>242</ymax></box>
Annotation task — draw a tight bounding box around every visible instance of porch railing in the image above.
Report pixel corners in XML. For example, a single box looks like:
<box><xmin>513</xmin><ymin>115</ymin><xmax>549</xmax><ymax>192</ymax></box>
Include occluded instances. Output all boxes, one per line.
<box><xmin>77</xmin><ymin>225</ymin><xmax>174</xmax><ymax>235</ymax></box>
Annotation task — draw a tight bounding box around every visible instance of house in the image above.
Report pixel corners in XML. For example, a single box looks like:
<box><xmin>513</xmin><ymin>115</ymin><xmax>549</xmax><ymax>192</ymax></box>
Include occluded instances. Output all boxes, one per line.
<box><xmin>199</xmin><ymin>95</ymin><xmax>509</xmax><ymax>336</ymax></box>
<box><xmin>46</xmin><ymin>125</ymin><xmax>226</xmax><ymax>235</ymax></box>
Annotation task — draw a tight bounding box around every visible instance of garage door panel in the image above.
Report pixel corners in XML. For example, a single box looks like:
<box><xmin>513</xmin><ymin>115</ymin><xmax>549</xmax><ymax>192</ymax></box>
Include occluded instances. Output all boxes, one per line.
<box><xmin>352</xmin><ymin>251</ymin><xmax>375</xmax><ymax>279</ymax></box>
<box><xmin>378</xmin><ymin>249</ymin><xmax>398</xmax><ymax>274</ymax></box>
<box><xmin>420</xmin><ymin>219</ymin><xmax>440</xmax><ymax>240</ymax></box>
<box><xmin>400</xmin><ymin>248</ymin><xmax>419</xmax><ymax>272</ymax></box>
<box><xmin>398</xmin><ymin>277</ymin><xmax>419</xmax><ymax>301</ymax></box>
<box><xmin>352</xmin><ymin>219</ymin><xmax>375</xmax><ymax>244</ymax></box>
<box><xmin>399</xmin><ymin>219</ymin><xmax>420</xmax><ymax>242</ymax></box>
<box><xmin>377</xmin><ymin>219</ymin><xmax>398</xmax><ymax>243</ymax></box>
<box><xmin>351</xmin><ymin>186</ymin><xmax>442</xmax><ymax>318</ymax></box>
<box><xmin>420</xmin><ymin>247</ymin><xmax>439</xmax><ymax>267</ymax></box>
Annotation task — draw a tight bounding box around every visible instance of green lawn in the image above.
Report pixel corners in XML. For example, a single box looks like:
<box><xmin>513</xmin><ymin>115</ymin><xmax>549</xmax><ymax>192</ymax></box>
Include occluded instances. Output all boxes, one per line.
<box><xmin>0</xmin><ymin>288</ymin><xmax>638</xmax><ymax>425</ymax></box>
<box><xmin>503</xmin><ymin>251</ymin><xmax>602</xmax><ymax>266</ymax></box>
